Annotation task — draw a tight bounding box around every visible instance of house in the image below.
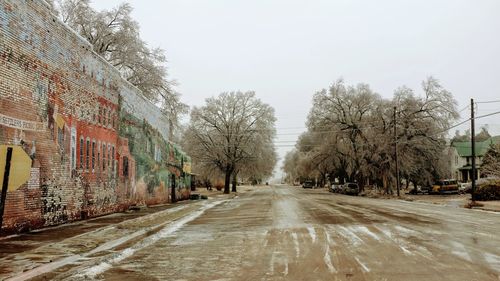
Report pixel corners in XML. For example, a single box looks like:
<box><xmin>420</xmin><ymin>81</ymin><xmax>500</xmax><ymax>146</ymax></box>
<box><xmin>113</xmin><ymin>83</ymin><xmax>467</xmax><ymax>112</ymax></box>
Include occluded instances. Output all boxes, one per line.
<box><xmin>448</xmin><ymin>136</ymin><xmax>500</xmax><ymax>182</ymax></box>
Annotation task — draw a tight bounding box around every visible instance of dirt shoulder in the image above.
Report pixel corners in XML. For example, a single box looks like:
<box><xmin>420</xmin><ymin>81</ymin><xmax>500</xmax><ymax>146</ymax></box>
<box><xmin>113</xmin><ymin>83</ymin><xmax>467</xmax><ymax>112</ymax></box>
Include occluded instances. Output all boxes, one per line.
<box><xmin>359</xmin><ymin>188</ymin><xmax>500</xmax><ymax>212</ymax></box>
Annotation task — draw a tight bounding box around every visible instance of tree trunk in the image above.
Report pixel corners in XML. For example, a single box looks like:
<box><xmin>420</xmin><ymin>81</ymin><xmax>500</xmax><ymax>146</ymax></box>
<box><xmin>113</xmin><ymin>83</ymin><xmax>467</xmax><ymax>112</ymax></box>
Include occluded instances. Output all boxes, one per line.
<box><xmin>224</xmin><ymin>166</ymin><xmax>232</xmax><ymax>194</ymax></box>
<box><xmin>383</xmin><ymin>174</ymin><xmax>388</xmax><ymax>195</ymax></box>
<box><xmin>231</xmin><ymin>172</ymin><xmax>238</xmax><ymax>193</ymax></box>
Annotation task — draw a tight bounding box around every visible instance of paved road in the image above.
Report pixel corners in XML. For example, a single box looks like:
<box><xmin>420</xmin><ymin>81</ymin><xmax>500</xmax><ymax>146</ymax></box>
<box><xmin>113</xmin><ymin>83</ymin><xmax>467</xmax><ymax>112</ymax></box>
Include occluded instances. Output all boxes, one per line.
<box><xmin>22</xmin><ymin>185</ymin><xmax>500</xmax><ymax>280</ymax></box>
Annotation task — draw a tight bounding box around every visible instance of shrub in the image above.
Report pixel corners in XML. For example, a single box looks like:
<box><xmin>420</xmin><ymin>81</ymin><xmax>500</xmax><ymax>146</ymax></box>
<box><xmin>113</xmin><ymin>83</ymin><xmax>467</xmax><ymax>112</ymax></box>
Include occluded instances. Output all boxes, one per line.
<box><xmin>475</xmin><ymin>179</ymin><xmax>500</xmax><ymax>201</ymax></box>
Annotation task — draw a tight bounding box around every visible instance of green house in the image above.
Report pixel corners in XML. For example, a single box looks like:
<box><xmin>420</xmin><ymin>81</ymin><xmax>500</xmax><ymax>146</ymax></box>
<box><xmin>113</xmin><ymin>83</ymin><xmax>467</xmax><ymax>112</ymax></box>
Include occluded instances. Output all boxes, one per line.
<box><xmin>449</xmin><ymin>136</ymin><xmax>500</xmax><ymax>182</ymax></box>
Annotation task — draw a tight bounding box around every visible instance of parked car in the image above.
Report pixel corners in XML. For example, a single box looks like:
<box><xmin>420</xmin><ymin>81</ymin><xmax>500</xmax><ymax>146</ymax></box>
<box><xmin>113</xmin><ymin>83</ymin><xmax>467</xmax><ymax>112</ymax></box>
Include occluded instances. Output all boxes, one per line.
<box><xmin>458</xmin><ymin>182</ymin><xmax>471</xmax><ymax>194</ymax></box>
<box><xmin>302</xmin><ymin>180</ymin><xmax>314</xmax><ymax>189</ymax></box>
<box><xmin>344</xmin><ymin>183</ymin><xmax>360</xmax><ymax>196</ymax></box>
<box><xmin>409</xmin><ymin>185</ymin><xmax>432</xmax><ymax>195</ymax></box>
<box><xmin>329</xmin><ymin>184</ymin><xmax>342</xmax><ymax>193</ymax></box>
<box><xmin>431</xmin><ymin>179</ymin><xmax>459</xmax><ymax>194</ymax></box>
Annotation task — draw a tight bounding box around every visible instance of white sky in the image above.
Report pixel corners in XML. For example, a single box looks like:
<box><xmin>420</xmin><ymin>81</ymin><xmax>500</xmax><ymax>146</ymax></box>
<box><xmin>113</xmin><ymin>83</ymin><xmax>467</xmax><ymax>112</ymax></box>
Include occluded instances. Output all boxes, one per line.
<box><xmin>92</xmin><ymin>0</ymin><xmax>500</xmax><ymax>180</ymax></box>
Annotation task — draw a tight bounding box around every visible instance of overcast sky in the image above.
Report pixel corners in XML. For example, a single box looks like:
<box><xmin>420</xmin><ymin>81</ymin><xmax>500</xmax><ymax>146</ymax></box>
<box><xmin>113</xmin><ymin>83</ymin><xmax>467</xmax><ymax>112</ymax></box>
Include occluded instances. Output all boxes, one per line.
<box><xmin>93</xmin><ymin>0</ymin><xmax>500</xmax><ymax>180</ymax></box>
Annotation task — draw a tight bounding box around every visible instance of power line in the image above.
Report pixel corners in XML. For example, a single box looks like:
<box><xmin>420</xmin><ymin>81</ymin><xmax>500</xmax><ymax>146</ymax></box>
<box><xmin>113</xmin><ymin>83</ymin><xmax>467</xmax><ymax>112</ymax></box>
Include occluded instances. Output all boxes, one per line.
<box><xmin>475</xmin><ymin>100</ymin><xmax>500</xmax><ymax>104</ymax></box>
<box><xmin>476</xmin><ymin>110</ymin><xmax>500</xmax><ymax>120</ymax></box>
<box><xmin>458</xmin><ymin>105</ymin><xmax>470</xmax><ymax>113</ymax></box>
<box><xmin>192</xmin><ymin>110</ymin><xmax>500</xmax><ymax>149</ymax></box>
<box><xmin>275</xmin><ymin>117</ymin><xmax>475</xmax><ymax>150</ymax></box>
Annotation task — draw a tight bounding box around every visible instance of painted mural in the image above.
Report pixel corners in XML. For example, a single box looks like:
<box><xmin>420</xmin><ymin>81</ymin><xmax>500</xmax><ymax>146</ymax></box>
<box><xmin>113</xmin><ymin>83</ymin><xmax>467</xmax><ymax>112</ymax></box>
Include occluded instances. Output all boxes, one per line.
<box><xmin>0</xmin><ymin>0</ymin><xmax>191</xmax><ymax>233</ymax></box>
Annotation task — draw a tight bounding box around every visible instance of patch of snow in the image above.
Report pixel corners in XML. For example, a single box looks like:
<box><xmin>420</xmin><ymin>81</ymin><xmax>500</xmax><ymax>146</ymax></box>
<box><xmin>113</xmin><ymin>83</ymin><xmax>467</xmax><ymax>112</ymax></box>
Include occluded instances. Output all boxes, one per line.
<box><xmin>394</xmin><ymin>225</ymin><xmax>419</xmax><ymax>237</ymax></box>
<box><xmin>450</xmin><ymin>241</ymin><xmax>472</xmax><ymax>262</ymax></box>
<box><xmin>324</xmin><ymin>229</ymin><xmax>335</xmax><ymax>246</ymax></box>
<box><xmin>6</xmin><ymin>255</ymin><xmax>82</xmax><ymax>281</ymax></box>
<box><xmin>324</xmin><ymin>250</ymin><xmax>336</xmax><ymax>273</ymax></box>
<box><xmin>400</xmin><ymin>246</ymin><xmax>413</xmax><ymax>256</ymax></box>
<box><xmin>351</xmin><ymin>226</ymin><xmax>381</xmax><ymax>241</ymax></box>
<box><xmin>375</xmin><ymin>226</ymin><xmax>393</xmax><ymax>239</ymax></box>
<box><xmin>291</xmin><ymin>232</ymin><xmax>300</xmax><ymax>258</ymax></box>
<box><xmin>273</xmin><ymin>199</ymin><xmax>304</xmax><ymax>228</ymax></box>
<box><xmin>77</xmin><ymin>200</ymin><xmax>227</xmax><ymax>278</ymax></box>
<box><xmin>354</xmin><ymin>257</ymin><xmax>370</xmax><ymax>272</ymax></box>
<box><xmin>323</xmin><ymin>241</ymin><xmax>336</xmax><ymax>273</ymax></box>
<box><xmin>414</xmin><ymin>245</ymin><xmax>433</xmax><ymax>259</ymax></box>
<box><xmin>307</xmin><ymin>226</ymin><xmax>317</xmax><ymax>243</ymax></box>
<box><xmin>484</xmin><ymin>253</ymin><xmax>500</xmax><ymax>272</ymax></box>
<box><xmin>269</xmin><ymin>251</ymin><xmax>289</xmax><ymax>276</ymax></box>
<box><xmin>336</xmin><ymin>225</ymin><xmax>363</xmax><ymax>246</ymax></box>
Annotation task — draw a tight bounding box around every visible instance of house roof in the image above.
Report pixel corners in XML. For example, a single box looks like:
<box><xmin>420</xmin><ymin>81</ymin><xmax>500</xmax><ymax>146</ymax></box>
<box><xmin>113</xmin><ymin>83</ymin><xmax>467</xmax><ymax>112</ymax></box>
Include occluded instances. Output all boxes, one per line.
<box><xmin>452</xmin><ymin>136</ymin><xmax>500</xmax><ymax>157</ymax></box>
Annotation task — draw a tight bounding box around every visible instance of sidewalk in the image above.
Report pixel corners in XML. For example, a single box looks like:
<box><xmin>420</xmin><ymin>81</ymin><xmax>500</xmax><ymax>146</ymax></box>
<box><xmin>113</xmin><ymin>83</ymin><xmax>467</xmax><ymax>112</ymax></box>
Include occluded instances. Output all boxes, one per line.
<box><xmin>402</xmin><ymin>193</ymin><xmax>500</xmax><ymax>212</ymax></box>
<box><xmin>0</xmin><ymin>186</ymin><xmax>256</xmax><ymax>280</ymax></box>
<box><xmin>475</xmin><ymin>200</ymin><xmax>500</xmax><ymax>212</ymax></box>
<box><xmin>362</xmin><ymin>188</ymin><xmax>500</xmax><ymax>212</ymax></box>
<box><xmin>0</xmin><ymin>202</ymin><xmax>197</xmax><ymax>280</ymax></box>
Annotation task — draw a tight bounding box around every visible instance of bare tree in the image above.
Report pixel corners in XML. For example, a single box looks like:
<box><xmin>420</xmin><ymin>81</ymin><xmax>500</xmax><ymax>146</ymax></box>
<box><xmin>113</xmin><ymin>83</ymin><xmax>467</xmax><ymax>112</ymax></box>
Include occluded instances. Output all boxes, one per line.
<box><xmin>238</xmin><ymin>142</ymin><xmax>278</xmax><ymax>187</ymax></box>
<box><xmin>307</xmin><ymin>79</ymin><xmax>382</xmax><ymax>185</ymax></box>
<box><xmin>282</xmin><ymin>150</ymin><xmax>300</xmax><ymax>183</ymax></box>
<box><xmin>54</xmin><ymin>1</ymin><xmax>188</xmax><ymax>134</ymax></box>
<box><xmin>286</xmin><ymin>77</ymin><xmax>458</xmax><ymax>194</ymax></box>
<box><xmin>184</xmin><ymin>92</ymin><xmax>276</xmax><ymax>193</ymax></box>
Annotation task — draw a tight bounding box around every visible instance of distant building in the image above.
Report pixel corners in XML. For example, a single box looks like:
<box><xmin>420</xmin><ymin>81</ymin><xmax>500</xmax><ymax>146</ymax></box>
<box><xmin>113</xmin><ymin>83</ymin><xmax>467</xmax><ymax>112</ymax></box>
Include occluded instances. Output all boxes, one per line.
<box><xmin>448</xmin><ymin>136</ymin><xmax>500</xmax><ymax>182</ymax></box>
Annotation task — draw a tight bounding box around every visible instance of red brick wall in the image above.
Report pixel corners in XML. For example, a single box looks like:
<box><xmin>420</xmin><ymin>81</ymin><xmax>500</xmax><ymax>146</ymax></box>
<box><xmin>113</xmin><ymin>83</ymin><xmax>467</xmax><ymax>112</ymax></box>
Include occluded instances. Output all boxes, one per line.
<box><xmin>0</xmin><ymin>0</ymin><xmax>180</xmax><ymax>233</ymax></box>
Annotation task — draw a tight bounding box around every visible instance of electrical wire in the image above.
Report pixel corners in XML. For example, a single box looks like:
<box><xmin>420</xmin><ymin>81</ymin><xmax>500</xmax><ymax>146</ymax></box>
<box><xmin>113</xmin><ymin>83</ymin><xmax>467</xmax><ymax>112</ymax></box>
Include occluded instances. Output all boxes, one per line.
<box><xmin>476</xmin><ymin>110</ymin><xmax>500</xmax><ymax>120</ymax></box>
<box><xmin>475</xmin><ymin>100</ymin><xmax>500</xmax><ymax>104</ymax></box>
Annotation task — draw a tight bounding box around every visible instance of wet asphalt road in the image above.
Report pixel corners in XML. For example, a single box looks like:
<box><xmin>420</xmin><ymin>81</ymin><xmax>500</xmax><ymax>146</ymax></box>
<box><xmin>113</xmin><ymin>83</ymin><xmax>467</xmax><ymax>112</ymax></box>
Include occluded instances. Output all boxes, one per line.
<box><xmin>29</xmin><ymin>185</ymin><xmax>500</xmax><ymax>280</ymax></box>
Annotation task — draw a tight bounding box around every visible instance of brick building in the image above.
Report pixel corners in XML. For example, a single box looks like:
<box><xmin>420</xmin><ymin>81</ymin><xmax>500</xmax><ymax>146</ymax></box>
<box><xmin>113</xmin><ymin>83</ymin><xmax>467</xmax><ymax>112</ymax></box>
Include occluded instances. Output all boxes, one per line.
<box><xmin>0</xmin><ymin>0</ymin><xmax>191</xmax><ymax>233</ymax></box>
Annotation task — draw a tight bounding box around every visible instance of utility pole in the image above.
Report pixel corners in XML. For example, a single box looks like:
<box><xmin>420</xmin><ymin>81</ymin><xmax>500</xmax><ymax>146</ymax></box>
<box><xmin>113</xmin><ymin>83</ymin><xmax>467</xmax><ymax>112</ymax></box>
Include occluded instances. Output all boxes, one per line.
<box><xmin>471</xmin><ymin>98</ymin><xmax>476</xmax><ymax>201</ymax></box>
<box><xmin>394</xmin><ymin>106</ymin><xmax>400</xmax><ymax>197</ymax></box>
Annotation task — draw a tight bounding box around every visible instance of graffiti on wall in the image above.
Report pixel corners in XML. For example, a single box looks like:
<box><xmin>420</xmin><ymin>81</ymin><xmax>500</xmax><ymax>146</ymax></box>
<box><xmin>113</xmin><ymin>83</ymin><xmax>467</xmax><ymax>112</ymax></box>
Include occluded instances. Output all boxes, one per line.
<box><xmin>0</xmin><ymin>0</ymin><xmax>192</xmax><ymax>233</ymax></box>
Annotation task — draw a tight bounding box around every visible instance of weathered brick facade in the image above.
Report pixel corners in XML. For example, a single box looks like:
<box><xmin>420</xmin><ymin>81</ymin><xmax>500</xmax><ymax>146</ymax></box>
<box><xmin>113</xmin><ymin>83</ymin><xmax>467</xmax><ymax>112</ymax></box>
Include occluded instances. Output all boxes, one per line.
<box><xmin>0</xmin><ymin>0</ymin><xmax>191</xmax><ymax>233</ymax></box>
